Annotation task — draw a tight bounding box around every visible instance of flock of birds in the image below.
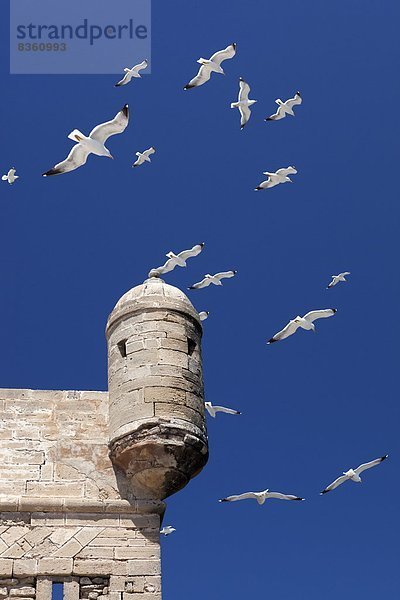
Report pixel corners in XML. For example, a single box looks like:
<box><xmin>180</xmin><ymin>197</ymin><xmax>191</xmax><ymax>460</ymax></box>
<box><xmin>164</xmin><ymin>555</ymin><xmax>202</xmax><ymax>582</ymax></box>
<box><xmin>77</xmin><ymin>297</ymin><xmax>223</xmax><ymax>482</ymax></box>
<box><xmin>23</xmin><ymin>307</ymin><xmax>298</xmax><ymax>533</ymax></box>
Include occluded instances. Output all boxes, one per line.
<box><xmin>147</xmin><ymin>241</ymin><xmax>387</xmax><ymax>536</ymax></box>
<box><xmin>2</xmin><ymin>41</ymin><xmax>388</xmax><ymax>539</ymax></box>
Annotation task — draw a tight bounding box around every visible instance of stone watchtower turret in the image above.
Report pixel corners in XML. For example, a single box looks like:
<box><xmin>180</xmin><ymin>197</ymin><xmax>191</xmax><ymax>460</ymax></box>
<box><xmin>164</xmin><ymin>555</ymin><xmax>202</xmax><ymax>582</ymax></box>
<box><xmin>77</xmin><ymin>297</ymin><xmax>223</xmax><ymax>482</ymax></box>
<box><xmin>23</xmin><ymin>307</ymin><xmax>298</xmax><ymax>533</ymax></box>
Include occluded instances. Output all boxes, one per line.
<box><xmin>0</xmin><ymin>279</ymin><xmax>208</xmax><ymax>600</ymax></box>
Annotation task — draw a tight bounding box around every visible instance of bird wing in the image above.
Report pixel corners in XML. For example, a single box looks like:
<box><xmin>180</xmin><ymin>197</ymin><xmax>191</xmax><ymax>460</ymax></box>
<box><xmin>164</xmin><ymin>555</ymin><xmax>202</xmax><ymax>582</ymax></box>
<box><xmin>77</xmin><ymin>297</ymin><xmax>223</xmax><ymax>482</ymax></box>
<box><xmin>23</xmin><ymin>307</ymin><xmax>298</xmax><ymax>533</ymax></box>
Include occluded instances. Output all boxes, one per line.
<box><xmin>339</xmin><ymin>272</ymin><xmax>351</xmax><ymax>277</ymax></box>
<box><xmin>189</xmin><ymin>277</ymin><xmax>212</xmax><ymax>290</ymax></box>
<box><xmin>178</xmin><ymin>243</ymin><xmax>204</xmax><ymax>261</ymax></box>
<box><xmin>327</xmin><ymin>277</ymin><xmax>337</xmax><ymax>288</ymax></box>
<box><xmin>213</xmin><ymin>406</ymin><xmax>240</xmax><ymax>415</ymax></box>
<box><xmin>239</xmin><ymin>105</ymin><xmax>251</xmax><ymax>129</ymax></box>
<box><xmin>266</xmin><ymin>105</ymin><xmax>286</xmax><ymax>120</ymax></box>
<box><xmin>267</xmin><ymin>320</ymin><xmax>301</xmax><ymax>344</ymax></box>
<box><xmin>148</xmin><ymin>257</ymin><xmax>176</xmax><ymax>278</ymax></box>
<box><xmin>1</xmin><ymin>175</ymin><xmax>8</xmax><ymax>180</ymax></box>
<box><xmin>214</xmin><ymin>271</ymin><xmax>236</xmax><ymax>280</ymax></box>
<box><xmin>285</xmin><ymin>92</ymin><xmax>302</xmax><ymax>109</ymax></box>
<box><xmin>321</xmin><ymin>474</ymin><xmax>349</xmax><ymax>494</ymax></box>
<box><xmin>221</xmin><ymin>492</ymin><xmax>258</xmax><ymax>502</ymax></box>
<box><xmin>209</xmin><ymin>43</ymin><xmax>237</xmax><ymax>65</ymax></box>
<box><xmin>134</xmin><ymin>59</ymin><xmax>148</xmax><ymax>72</ymax></box>
<box><xmin>303</xmin><ymin>309</ymin><xmax>337</xmax><ymax>323</ymax></box>
<box><xmin>267</xmin><ymin>492</ymin><xmax>303</xmax><ymax>501</ymax></box>
<box><xmin>238</xmin><ymin>78</ymin><xmax>250</xmax><ymax>102</ymax></box>
<box><xmin>90</xmin><ymin>104</ymin><xmax>129</xmax><ymax>143</ymax></box>
<box><xmin>184</xmin><ymin>64</ymin><xmax>212</xmax><ymax>89</ymax></box>
<box><xmin>143</xmin><ymin>147</ymin><xmax>156</xmax><ymax>158</ymax></box>
<box><xmin>276</xmin><ymin>167</ymin><xmax>297</xmax><ymax>176</ymax></box>
<box><xmin>115</xmin><ymin>72</ymin><xmax>132</xmax><ymax>87</ymax></box>
<box><xmin>355</xmin><ymin>455</ymin><xmax>388</xmax><ymax>475</ymax></box>
<box><xmin>42</xmin><ymin>143</ymin><xmax>91</xmax><ymax>176</ymax></box>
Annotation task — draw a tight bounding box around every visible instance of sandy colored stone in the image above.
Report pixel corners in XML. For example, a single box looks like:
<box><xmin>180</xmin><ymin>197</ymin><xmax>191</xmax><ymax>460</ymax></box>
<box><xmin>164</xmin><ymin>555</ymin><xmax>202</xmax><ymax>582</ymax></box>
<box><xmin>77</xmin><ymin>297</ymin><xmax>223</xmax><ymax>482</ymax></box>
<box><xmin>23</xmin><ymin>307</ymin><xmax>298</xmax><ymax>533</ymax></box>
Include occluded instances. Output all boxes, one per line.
<box><xmin>0</xmin><ymin>558</ymin><xmax>13</xmax><ymax>576</ymax></box>
<box><xmin>38</xmin><ymin>558</ymin><xmax>73</xmax><ymax>575</ymax></box>
<box><xmin>12</xmin><ymin>558</ymin><xmax>38</xmax><ymax>576</ymax></box>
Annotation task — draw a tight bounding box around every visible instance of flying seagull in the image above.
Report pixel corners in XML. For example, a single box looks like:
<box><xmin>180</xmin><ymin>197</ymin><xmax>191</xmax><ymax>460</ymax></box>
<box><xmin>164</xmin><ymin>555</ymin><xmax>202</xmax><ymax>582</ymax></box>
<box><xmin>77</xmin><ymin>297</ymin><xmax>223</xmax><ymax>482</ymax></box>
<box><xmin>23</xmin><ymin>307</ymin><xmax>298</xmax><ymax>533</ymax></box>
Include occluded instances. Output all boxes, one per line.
<box><xmin>327</xmin><ymin>272</ymin><xmax>351</xmax><ymax>289</ymax></box>
<box><xmin>43</xmin><ymin>105</ymin><xmax>129</xmax><ymax>176</ymax></box>
<box><xmin>265</xmin><ymin>92</ymin><xmax>302</xmax><ymax>121</ymax></box>
<box><xmin>205</xmin><ymin>401</ymin><xmax>241</xmax><ymax>418</ymax></box>
<box><xmin>267</xmin><ymin>309</ymin><xmax>337</xmax><ymax>344</ymax></box>
<box><xmin>199</xmin><ymin>311</ymin><xmax>209</xmax><ymax>321</ymax></box>
<box><xmin>184</xmin><ymin>43</ymin><xmax>237</xmax><ymax>89</ymax></box>
<box><xmin>148</xmin><ymin>243</ymin><xmax>204</xmax><ymax>278</ymax></box>
<box><xmin>321</xmin><ymin>455</ymin><xmax>388</xmax><ymax>494</ymax></box>
<box><xmin>132</xmin><ymin>147</ymin><xmax>156</xmax><ymax>167</ymax></box>
<box><xmin>160</xmin><ymin>526</ymin><xmax>176</xmax><ymax>536</ymax></box>
<box><xmin>230</xmin><ymin>78</ymin><xmax>257</xmax><ymax>129</ymax></box>
<box><xmin>255</xmin><ymin>167</ymin><xmax>297</xmax><ymax>191</ymax></box>
<box><xmin>219</xmin><ymin>489</ymin><xmax>304</xmax><ymax>504</ymax></box>
<box><xmin>188</xmin><ymin>271</ymin><xmax>237</xmax><ymax>290</ymax></box>
<box><xmin>2</xmin><ymin>168</ymin><xmax>19</xmax><ymax>184</ymax></box>
<box><xmin>115</xmin><ymin>59</ymin><xmax>148</xmax><ymax>86</ymax></box>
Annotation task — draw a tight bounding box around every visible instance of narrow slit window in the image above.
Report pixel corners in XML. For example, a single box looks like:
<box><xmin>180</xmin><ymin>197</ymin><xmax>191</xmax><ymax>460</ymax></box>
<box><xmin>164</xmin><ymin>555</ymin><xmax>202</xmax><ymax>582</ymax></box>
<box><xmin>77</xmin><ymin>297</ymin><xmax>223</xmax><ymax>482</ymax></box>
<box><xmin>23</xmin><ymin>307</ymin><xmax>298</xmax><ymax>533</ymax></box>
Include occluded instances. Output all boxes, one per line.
<box><xmin>187</xmin><ymin>338</ymin><xmax>196</xmax><ymax>356</ymax></box>
<box><xmin>52</xmin><ymin>583</ymin><xmax>64</xmax><ymax>600</ymax></box>
<box><xmin>117</xmin><ymin>339</ymin><xmax>128</xmax><ymax>358</ymax></box>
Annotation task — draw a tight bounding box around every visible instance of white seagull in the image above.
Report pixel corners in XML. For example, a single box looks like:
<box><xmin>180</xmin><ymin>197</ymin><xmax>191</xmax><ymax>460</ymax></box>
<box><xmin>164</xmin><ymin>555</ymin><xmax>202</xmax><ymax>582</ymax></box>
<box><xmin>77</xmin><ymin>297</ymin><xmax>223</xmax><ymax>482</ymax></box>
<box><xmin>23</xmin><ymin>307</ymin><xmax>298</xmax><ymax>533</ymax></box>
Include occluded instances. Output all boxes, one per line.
<box><xmin>148</xmin><ymin>243</ymin><xmax>205</xmax><ymax>278</ymax></box>
<box><xmin>198</xmin><ymin>311</ymin><xmax>209</xmax><ymax>321</ymax></box>
<box><xmin>188</xmin><ymin>271</ymin><xmax>237</xmax><ymax>290</ymax></box>
<box><xmin>115</xmin><ymin>59</ymin><xmax>148</xmax><ymax>87</ymax></box>
<box><xmin>255</xmin><ymin>167</ymin><xmax>297</xmax><ymax>191</ymax></box>
<box><xmin>205</xmin><ymin>401</ymin><xmax>241</xmax><ymax>418</ymax></box>
<box><xmin>265</xmin><ymin>92</ymin><xmax>302</xmax><ymax>121</ymax></box>
<box><xmin>43</xmin><ymin>105</ymin><xmax>129</xmax><ymax>176</ymax></box>
<box><xmin>2</xmin><ymin>168</ymin><xmax>19</xmax><ymax>184</ymax></box>
<box><xmin>219</xmin><ymin>489</ymin><xmax>304</xmax><ymax>504</ymax></box>
<box><xmin>160</xmin><ymin>526</ymin><xmax>176</xmax><ymax>536</ymax></box>
<box><xmin>184</xmin><ymin>43</ymin><xmax>237</xmax><ymax>89</ymax></box>
<box><xmin>230</xmin><ymin>78</ymin><xmax>257</xmax><ymax>129</ymax></box>
<box><xmin>327</xmin><ymin>272</ymin><xmax>351</xmax><ymax>289</ymax></box>
<box><xmin>132</xmin><ymin>147</ymin><xmax>156</xmax><ymax>167</ymax></box>
<box><xmin>321</xmin><ymin>455</ymin><xmax>388</xmax><ymax>494</ymax></box>
<box><xmin>267</xmin><ymin>309</ymin><xmax>337</xmax><ymax>344</ymax></box>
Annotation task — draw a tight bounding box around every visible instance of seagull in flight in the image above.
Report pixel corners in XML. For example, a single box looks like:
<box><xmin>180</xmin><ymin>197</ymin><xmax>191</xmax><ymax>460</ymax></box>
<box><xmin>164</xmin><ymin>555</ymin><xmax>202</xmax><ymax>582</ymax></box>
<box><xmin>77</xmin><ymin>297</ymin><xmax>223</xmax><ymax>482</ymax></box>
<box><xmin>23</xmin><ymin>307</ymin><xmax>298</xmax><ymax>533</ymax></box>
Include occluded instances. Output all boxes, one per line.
<box><xmin>198</xmin><ymin>311</ymin><xmax>209</xmax><ymax>321</ymax></box>
<box><xmin>132</xmin><ymin>147</ymin><xmax>156</xmax><ymax>167</ymax></box>
<box><xmin>115</xmin><ymin>59</ymin><xmax>148</xmax><ymax>86</ymax></box>
<box><xmin>43</xmin><ymin>105</ymin><xmax>129</xmax><ymax>176</ymax></box>
<box><xmin>2</xmin><ymin>168</ymin><xmax>19</xmax><ymax>184</ymax></box>
<box><xmin>160</xmin><ymin>526</ymin><xmax>176</xmax><ymax>536</ymax></box>
<box><xmin>219</xmin><ymin>489</ymin><xmax>304</xmax><ymax>504</ymax></box>
<box><xmin>265</xmin><ymin>92</ymin><xmax>302</xmax><ymax>121</ymax></box>
<box><xmin>148</xmin><ymin>243</ymin><xmax>204</xmax><ymax>278</ymax></box>
<box><xmin>205</xmin><ymin>402</ymin><xmax>241</xmax><ymax>418</ymax></box>
<box><xmin>321</xmin><ymin>455</ymin><xmax>388</xmax><ymax>494</ymax></box>
<box><xmin>188</xmin><ymin>271</ymin><xmax>237</xmax><ymax>290</ymax></box>
<box><xmin>255</xmin><ymin>167</ymin><xmax>297</xmax><ymax>191</ymax></box>
<box><xmin>231</xmin><ymin>78</ymin><xmax>257</xmax><ymax>129</ymax></box>
<box><xmin>327</xmin><ymin>272</ymin><xmax>351</xmax><ymax>289</ymax></box>
<box><xmin>267</xmin><ymin>309</ymin><xmax>337</xmax><ymax>344</ymax></box>
<box><xmin>184</xmin><ymin>43</ymin><xmax>237</xmax><ymax>89</ymax></box>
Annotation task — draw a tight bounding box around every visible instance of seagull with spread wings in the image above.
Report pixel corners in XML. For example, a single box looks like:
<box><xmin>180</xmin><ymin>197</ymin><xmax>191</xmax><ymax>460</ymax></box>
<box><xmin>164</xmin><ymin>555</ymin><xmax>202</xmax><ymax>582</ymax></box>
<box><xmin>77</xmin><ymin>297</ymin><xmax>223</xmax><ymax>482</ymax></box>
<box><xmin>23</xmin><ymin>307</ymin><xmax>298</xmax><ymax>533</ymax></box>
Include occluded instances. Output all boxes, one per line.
<box><xmin>267</xmin><ymin>309</ymin><xmax>337</xmax><ymax>344</ymax></box>
<box><xmin>219</xmin><ymin>489</ymin><xmax>304</xmax><ymax>504</ymax></box>
<box><xmin>184</xmin><ymin>43</ymin><xmax>237</xmax><ymax>89</ymax></box>
<box><xmin>43</xmin><ymin>105</ymin><xmax>129</xmax><ymax>176</ymax></box>
<box><xmin>132</xmin><ymin>147</ymin><xmax>156</xmax><ymax>167</ymax></box>
<box><xmin>148</xmin><ymin>243</ymin><xmax>204</xmax><ymax>278</ymax></box>
<box><xmin>255</xmin><ymin>166</ymin><xmax>297</xmax><ymax>191</ymax></box>
<box><xmin>205</xmin><ymin>402</ymin><xmax>241</xmax><ymax>418</ymax></box>
<box><xmin>265</xmin><ymin>92</ymin><xmax>302</xmax><ymax>121</ymax></box>
<box><xmin>321</xmin><ymin>455</ymin><xmax>388</xmax><ymax>494</ymax></box>
<box><xmin>231</xmin><ymin>78</ymin><xmax>257</xmax><ymax>129</ymax></box>
<box><xmin>188</xmin><ymin>271</ymin><xmax>237</xmax><ymax>290</ymax></box>
<box><xmin>160</xmin><ymin>526</ymin><xmax>176</xmax><ymax>536</ymax></box>
<box><xmin>2</xmin><ymin>168</ymin><xmax>19</xmax><ymax>184</ymax></box>
<box><xmin>115</xmin><ymin>59</ymin><xmax>148</xmax><ymax>87</ymax></box>
<box><xmin>327</xmin><ymin>272</ymin><xmax>351</xmax><ymax>289</ymax></box>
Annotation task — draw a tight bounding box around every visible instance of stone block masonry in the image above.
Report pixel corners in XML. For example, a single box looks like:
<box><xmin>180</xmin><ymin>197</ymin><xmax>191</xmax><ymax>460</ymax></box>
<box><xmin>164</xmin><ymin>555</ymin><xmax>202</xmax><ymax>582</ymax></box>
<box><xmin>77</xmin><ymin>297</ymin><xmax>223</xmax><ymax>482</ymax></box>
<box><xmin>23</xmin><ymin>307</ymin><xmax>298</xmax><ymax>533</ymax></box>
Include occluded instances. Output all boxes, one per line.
<box><xmin>0</xmin><ymin>278</ymin><xmax>209</xmax><ymax>600</ymax></box>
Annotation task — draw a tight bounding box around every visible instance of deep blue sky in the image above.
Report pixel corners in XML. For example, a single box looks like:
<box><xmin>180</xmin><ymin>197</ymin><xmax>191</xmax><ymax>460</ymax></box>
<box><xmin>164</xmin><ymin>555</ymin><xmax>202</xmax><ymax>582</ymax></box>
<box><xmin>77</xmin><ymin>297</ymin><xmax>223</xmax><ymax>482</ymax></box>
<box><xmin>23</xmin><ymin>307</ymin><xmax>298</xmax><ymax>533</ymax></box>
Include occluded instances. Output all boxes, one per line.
<box><xmin>1</xmin><ymin>1</ymin><xmax>399</xmax><ymax>598</ymax></box>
